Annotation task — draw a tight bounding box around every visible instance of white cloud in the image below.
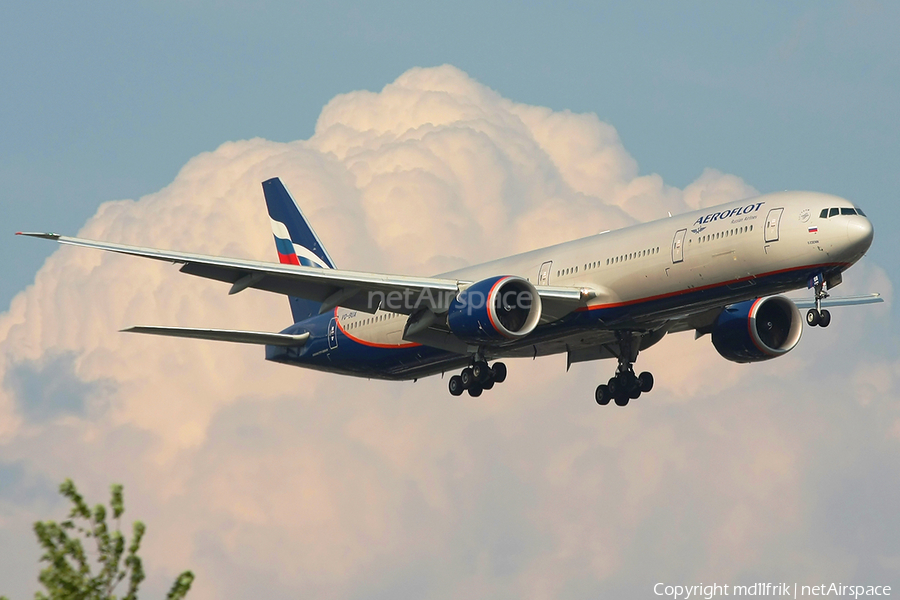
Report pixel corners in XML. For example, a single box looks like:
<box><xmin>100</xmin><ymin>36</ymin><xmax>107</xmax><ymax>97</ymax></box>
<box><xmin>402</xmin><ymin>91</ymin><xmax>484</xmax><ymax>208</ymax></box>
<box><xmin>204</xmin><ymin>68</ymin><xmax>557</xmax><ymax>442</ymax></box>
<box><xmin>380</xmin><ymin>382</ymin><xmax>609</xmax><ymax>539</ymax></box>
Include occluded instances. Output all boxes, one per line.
<box><xmin>0</xmin><ymin>65</ymin><xmax>896</xmax><ymax>599</ymax></box>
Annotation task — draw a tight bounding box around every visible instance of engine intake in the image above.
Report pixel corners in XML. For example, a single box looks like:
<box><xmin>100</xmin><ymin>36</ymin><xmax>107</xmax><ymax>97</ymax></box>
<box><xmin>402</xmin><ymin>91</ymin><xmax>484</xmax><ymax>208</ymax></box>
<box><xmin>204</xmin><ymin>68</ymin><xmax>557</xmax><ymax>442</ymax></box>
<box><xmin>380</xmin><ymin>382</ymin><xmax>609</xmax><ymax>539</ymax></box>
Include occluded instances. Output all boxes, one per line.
<box><xmin>447</xmin><ymin>276</ymin><xmax>542</xmax><ymax>343</ymax></box>
<box><xmin>711</xmin><ymin>296</ymin><xmax>803</xmax><ymax>363</ymax></box>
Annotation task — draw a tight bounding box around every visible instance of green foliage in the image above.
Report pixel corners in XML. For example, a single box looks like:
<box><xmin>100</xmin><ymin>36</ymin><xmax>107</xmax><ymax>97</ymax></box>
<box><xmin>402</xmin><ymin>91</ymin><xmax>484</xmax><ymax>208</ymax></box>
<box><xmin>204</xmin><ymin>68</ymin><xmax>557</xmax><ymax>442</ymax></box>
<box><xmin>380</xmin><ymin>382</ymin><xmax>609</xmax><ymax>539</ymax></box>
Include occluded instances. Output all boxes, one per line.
<box><xmin>1</xmin><ymin>479</ymin><xmax>193</xmax><ymax>600</ymax></box>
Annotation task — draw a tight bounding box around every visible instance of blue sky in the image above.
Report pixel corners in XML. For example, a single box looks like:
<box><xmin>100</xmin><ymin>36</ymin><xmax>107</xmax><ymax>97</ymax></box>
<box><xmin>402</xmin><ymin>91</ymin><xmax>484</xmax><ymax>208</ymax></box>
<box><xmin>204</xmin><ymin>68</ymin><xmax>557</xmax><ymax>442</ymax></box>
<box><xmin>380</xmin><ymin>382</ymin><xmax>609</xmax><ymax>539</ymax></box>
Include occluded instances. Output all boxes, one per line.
<box><xmin>3</xmin><ymin>2</ymin><xmax>897</xmax><ymax>309</ymax></box>
<box><xmin>1</xmin><ymin>3</ymin><xmax>899</xmax><ymax>598</ymax></box>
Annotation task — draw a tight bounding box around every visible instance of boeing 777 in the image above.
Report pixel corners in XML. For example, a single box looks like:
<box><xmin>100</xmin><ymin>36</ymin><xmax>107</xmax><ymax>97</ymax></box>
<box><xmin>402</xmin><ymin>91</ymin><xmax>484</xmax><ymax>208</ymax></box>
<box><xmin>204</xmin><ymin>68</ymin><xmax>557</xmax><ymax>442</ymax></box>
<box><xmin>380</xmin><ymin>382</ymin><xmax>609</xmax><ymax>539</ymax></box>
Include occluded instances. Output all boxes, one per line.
<box><xmin>18</xmin><ymin>178</ymin><xmax>880</xmax><ymax>406</ymax></box>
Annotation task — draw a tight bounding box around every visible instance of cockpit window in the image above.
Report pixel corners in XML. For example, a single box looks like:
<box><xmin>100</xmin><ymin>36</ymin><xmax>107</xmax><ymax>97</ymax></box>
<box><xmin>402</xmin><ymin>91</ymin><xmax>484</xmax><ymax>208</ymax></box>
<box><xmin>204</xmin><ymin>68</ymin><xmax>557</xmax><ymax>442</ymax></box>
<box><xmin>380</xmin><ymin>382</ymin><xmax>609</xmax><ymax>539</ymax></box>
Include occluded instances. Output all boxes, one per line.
<box><xmin>821</xmin><ymin>206</ymin><xmax>865</xmax><ymax>219</ymax></box>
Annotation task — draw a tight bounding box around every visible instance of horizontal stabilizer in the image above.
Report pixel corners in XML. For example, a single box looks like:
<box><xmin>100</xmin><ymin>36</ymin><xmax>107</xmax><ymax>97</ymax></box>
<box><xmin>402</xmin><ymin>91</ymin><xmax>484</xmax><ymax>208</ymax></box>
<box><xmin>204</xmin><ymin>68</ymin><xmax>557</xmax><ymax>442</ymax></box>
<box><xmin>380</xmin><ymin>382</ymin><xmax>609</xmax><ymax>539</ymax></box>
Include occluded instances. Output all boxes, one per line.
<box><xmin>122</xmin><ymin>326</ymin><xmax>310</xmax><ymax>346</ymax></box>
<box><xmin>790</xmin><ymin>293</ymin><xmax>884</xmax><ymax>309</ymax></box>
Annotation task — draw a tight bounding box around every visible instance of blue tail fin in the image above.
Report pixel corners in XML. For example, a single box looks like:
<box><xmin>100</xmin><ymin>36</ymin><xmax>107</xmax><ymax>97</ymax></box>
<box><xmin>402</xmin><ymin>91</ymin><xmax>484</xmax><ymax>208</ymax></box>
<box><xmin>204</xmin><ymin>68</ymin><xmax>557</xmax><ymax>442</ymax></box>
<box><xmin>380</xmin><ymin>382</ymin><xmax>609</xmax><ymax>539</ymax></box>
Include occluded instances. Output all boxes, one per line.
<box><xmin>262</xmin><ymin>177</ymin><xmax>337</xmax><ymax>323</ymax></box>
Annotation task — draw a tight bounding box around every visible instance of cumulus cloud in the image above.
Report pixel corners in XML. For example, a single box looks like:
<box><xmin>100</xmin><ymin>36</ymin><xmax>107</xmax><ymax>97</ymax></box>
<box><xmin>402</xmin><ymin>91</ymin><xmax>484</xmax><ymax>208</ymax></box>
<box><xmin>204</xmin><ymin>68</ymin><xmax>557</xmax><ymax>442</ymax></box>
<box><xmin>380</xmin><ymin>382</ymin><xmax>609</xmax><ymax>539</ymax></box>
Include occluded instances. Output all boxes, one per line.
<box><xmin>0</xmin><ymin>65</ymin><xmax>896</xmax><ymax>599</ymax></box>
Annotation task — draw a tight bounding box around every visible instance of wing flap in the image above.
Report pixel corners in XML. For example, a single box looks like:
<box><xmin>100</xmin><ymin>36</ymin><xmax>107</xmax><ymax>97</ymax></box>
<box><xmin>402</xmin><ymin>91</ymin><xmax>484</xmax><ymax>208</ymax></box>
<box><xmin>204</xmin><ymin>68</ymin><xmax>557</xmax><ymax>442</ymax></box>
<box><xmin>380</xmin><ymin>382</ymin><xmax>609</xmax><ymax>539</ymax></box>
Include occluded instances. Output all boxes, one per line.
<box><xmin>123</xmin><ymin>326</ymin><xmax>310</xmax><ymax>346</ymax></box>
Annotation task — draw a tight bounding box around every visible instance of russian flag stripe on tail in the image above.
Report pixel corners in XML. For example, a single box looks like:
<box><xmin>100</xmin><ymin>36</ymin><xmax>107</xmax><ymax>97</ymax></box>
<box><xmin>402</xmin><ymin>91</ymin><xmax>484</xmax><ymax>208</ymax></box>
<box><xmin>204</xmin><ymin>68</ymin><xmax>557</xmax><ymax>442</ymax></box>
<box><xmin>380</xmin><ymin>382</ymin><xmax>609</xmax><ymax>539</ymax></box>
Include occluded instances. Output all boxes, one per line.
<box><xmin>262</xmin><ymin>177</ymin><xmax>336</xmax><ymax>323</ymax></box>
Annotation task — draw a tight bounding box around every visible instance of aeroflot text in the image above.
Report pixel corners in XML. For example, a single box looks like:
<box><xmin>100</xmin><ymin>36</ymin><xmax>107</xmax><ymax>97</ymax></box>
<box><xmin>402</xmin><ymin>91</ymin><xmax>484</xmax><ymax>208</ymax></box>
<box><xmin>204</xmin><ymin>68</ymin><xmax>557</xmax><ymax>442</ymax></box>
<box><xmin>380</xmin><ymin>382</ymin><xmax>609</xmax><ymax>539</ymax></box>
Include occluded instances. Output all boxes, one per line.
<box><xmin>692</xmin><ymin>202</ymin><xmax>765</xmax><ymax>227</ymax></box>
<box><xmin>654</xmin><ymin>582</ymin><xmax>891</xmax><ymax>599</ymax></box>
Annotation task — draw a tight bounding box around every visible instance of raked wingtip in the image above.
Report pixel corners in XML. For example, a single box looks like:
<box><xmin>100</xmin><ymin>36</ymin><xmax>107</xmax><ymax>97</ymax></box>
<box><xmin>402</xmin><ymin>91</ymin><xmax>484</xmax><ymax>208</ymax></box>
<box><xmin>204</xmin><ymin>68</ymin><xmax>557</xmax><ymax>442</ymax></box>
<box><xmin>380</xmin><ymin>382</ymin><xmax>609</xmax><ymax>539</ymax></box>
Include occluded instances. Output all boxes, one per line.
<box><xmin>15</xmin><ymin>232</ymin><xmax>61</xmax><ymax>240</ymax></box>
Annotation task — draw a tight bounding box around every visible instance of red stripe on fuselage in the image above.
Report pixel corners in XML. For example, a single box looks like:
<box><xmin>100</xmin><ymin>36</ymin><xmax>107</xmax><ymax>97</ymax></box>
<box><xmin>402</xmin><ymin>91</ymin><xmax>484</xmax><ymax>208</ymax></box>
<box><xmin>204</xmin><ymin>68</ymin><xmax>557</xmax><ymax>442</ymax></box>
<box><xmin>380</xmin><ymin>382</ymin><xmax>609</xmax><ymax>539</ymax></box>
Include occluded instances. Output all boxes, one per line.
<box><xmin>333</xmin><ymin>308</ymin><xmax>420</xmax><ymax>349</ymax></box>
<box><xmin>575</xmin><ymin>262</ymin><xmax>849</xmax><ymax>312</ymax></box>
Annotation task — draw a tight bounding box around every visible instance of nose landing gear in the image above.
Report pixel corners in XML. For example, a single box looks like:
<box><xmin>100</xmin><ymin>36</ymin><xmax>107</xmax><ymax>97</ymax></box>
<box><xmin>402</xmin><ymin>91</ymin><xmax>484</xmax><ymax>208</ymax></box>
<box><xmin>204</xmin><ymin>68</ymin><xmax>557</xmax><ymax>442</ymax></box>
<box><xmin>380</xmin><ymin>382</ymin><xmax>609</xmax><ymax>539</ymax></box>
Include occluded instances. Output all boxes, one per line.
<box><xmin>806</xmin><ymin>278</ymin><xmax>832</xmax><ymax>328</ymax></box>
<box><xmin>449</xmin><ymin>359</ymin><xmax>507</xmax><ymax>397</ymax></box>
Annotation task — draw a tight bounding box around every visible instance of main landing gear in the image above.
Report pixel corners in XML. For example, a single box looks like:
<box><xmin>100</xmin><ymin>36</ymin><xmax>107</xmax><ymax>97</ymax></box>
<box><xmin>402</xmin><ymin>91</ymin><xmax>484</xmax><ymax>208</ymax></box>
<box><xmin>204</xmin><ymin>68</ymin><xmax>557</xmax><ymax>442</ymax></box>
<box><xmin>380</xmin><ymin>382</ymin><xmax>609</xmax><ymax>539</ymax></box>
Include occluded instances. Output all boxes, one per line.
<box><xmin>449</xmin><ymin>359</ymin><xmax>507</xmax><ymax>397</ymax></box>
<box><xmin>595</xmin><ymin>331</ymin><xmax>654</xmax><ymax>407</ymax></box>
<box><xmin>806</xmin><ymin>278</ymin><xmax>831</xmax><ymax>328</ymax></box>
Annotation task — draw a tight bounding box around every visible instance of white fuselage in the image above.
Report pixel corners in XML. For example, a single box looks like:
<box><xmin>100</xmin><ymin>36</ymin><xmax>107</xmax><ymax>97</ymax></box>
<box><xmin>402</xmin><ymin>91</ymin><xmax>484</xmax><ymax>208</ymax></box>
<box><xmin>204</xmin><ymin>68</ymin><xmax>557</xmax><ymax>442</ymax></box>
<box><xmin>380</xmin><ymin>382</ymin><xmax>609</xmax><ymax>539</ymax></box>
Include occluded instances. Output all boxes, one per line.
<box><xmin>332</xmin><ymin>191</ymin><xmax>872</xmax><ymax>358</ymax></box>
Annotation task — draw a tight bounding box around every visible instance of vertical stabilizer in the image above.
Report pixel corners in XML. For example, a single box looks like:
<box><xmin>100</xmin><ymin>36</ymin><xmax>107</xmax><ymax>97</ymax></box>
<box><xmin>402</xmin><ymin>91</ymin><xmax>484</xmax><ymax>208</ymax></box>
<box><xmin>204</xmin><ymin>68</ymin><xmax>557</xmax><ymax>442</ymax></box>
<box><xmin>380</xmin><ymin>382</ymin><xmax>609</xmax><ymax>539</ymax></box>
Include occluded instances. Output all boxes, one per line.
<box><xmin>262</xmin><ymin>177</ymin><xmax>336</xmax><ymax>322</ymax></box>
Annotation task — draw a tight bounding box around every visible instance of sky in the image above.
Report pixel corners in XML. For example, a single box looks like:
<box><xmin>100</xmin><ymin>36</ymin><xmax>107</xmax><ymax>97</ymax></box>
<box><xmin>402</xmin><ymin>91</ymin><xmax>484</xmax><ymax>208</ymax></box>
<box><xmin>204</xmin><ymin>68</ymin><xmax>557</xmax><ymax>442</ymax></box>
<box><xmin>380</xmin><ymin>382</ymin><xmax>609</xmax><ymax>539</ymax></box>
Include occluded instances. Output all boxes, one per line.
<box><xmin>1</xmin><ymin>2</ymin><xmax>899</xmax><ymax>599</ymax></box>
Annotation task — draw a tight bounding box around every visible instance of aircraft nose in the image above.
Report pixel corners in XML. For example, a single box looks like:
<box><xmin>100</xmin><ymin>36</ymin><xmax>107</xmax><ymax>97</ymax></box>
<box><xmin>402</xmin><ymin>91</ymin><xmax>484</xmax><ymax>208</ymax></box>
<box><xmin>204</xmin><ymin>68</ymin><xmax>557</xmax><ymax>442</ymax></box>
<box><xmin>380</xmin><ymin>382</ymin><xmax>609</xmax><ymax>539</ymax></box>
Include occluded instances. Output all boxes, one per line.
<box><xmin>846</xmin><ymin>217</ymin><xmax>874</xmax><ymax>254</ymax></box>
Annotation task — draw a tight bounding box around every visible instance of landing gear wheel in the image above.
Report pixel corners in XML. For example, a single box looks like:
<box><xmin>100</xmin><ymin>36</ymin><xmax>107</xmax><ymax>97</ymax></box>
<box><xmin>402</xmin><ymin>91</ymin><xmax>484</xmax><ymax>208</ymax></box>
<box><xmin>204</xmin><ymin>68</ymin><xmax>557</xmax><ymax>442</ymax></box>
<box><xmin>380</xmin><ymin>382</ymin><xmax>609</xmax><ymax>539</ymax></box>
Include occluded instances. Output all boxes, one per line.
<box><xmin>607</xmin><ymin>377</ymin><xmax>619</xmax><ymax>395</ymax></box>
<box><xmin>638</xmin><ymin>372</ymin><xmax>654</xmax><ymax>393</ymax></box>
<box><xmin>597</xmin><ymin>330</ymin><xmax>655</xmax><ymax>406</ymax></box>
<box><xmin>449</xmin><ymin>375</ymin><xmax>465</xmax><ymax>396</ymax></box>
<box><xmin>806</xmin><ymin>308</ymin><xmax>820</xmax><ymax>327</ymax></box>
<box><xmin>819</xmin><ymin>309</ymin><xmax>831</xmax><ymax>328</ymax></box>
<box><xmin>468</xmin><ymin>384</ymin><xmax>483</xmax><ymax>397</ymax></box>
<box><xmin>491</xmin><ymin>362</ymin><xmax>507</xmax><ymax>383</ymax></box>
<box><xmin>482</xmin><ymin>379</ymin><xmax>495</xmax><ymax>390</ymax></box>
<box><xmin>460</xmin><ymin>368</ymin><xmax>475</xmax><ymax>388</ymax></box>
<box><xmin>472</xmin><ymin>361</ymin><xmax>490</xmax><ymax>382</ymax></box>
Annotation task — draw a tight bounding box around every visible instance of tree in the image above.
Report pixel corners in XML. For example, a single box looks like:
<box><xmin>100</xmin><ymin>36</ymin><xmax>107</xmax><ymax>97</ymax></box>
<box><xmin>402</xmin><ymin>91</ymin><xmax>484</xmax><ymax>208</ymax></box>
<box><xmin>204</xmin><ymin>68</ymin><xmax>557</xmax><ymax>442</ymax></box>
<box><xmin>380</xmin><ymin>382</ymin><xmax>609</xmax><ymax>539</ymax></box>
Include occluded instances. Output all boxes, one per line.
<box><xmin>1</xmin><ymin>479</ymin><xmax>193</xmax><ymax>600</ymax></box>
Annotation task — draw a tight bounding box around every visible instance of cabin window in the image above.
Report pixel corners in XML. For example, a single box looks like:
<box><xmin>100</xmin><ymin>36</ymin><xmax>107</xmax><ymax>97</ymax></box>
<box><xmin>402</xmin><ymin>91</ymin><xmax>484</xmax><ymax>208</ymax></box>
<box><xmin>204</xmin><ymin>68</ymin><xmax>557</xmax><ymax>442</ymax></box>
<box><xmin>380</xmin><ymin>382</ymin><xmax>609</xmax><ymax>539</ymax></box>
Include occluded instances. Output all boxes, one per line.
<box><xmin>819</xmin><ymin>209</ymin><xmax>828</xmax><ymax>218</ymax></box>
<box><xmin>855</xmin><ymin>207</ymin><xmax>866</xmax><ymax>216</ymax></box>
<box><xmin>841</xmin><ymin>207</ymin><xmax>856</xmax><ymax>215</ymax></box>
<box><xmin>829</xmin><ymin>207</ymin><xmax>839</xmax><ymax>217</ymax></box>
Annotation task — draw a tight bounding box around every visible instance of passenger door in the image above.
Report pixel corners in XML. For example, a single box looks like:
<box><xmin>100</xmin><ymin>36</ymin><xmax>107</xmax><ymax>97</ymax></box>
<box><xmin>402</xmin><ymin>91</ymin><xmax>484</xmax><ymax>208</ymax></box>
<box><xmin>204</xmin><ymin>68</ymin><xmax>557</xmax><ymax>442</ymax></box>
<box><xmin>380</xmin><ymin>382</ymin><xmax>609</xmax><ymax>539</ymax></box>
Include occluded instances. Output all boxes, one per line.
<box><xmin>764</xmin><ymin>208</ymin><xmax>784</xmax><ymax>243</ymax></box>
<box><xmin>671</xmin><ymin>229</ymin><xmax>687</xmax><ymax>264</ymax></box>
<box><xmin>538</xmin><ymin>261</ymin><xmax>552</xmax><ymax>286</ymax></box>
<box><xmin>327</xmin><ymin>317</ymin><xmax>339</xmax><ymax>350</ymax></box>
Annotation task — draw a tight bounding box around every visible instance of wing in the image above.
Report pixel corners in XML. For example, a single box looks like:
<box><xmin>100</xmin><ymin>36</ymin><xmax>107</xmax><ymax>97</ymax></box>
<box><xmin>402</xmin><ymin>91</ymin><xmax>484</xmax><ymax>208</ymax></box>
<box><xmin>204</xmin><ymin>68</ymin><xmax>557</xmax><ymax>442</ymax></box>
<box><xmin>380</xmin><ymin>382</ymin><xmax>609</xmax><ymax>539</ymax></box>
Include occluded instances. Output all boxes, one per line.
<box><xmin>789</xmin><ymin>293</ymin><xmax>884</xmax><ymax>309</ymax></box>
<box><xmin>122</xmin><ymin>326</ymin><xmax>310</xmax><ymax>346</ymax></box>
<box><xmin>18</xmin><ymin>233</ymin><xmax>591</xmax><ymax>317</ymax></box>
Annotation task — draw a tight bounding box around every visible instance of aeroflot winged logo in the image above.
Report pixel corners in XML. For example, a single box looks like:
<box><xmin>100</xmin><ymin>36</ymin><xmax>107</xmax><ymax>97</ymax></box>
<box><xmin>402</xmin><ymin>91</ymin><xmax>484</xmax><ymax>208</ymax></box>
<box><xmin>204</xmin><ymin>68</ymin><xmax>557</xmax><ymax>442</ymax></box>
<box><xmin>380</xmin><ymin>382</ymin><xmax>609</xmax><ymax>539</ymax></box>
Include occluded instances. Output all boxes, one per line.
<box><xmin>690</xmin><ymin>201</ymin><xmax>765</xmax><ymax>234</ymax></box>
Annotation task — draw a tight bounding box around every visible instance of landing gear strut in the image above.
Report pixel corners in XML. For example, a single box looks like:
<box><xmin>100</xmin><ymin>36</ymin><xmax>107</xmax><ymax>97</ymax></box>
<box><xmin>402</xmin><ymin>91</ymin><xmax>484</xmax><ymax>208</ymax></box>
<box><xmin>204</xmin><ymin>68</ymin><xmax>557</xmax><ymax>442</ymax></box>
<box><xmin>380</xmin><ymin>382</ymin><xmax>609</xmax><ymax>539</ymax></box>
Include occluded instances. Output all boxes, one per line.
<box><xmin>449</xmin><ymin>351</ymin><xmax>507</xmax><ymax>397</ymax></box>
<box><xmin>595</xmin><ymin>331</ymin><xmax>654</xmax><ymax>407</ymax></box>
<box><xmin>806</xmin><ymin>278</ymin><xmax>831</xmax><ymax>328</ymax></box>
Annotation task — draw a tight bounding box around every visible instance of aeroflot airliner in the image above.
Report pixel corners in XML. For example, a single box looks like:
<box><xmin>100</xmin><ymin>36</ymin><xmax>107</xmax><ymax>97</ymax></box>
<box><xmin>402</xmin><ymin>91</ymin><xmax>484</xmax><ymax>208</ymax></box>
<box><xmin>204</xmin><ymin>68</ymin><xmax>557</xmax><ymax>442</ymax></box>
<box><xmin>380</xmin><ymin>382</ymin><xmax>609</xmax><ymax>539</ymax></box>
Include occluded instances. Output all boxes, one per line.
<box><xmin>19</xmin><ymin>178</ymin><xmax>881</xmax><ymax>406</ymax></box>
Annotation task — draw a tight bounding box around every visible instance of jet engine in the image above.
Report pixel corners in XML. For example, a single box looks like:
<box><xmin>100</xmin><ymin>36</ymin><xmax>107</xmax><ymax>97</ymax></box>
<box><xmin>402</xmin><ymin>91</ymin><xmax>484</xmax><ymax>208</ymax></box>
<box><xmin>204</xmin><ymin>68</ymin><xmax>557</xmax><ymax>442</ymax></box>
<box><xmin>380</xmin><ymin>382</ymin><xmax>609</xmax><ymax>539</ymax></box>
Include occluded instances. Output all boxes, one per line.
<box><xmin>446</xmin><ymin>276</ymin><xmax>542</xmax><ymax>344</ymax></box>
<box><xmin>711</xmin><ymin>296</ymin><xmax>803</xmax><ymax>363</ymax></box>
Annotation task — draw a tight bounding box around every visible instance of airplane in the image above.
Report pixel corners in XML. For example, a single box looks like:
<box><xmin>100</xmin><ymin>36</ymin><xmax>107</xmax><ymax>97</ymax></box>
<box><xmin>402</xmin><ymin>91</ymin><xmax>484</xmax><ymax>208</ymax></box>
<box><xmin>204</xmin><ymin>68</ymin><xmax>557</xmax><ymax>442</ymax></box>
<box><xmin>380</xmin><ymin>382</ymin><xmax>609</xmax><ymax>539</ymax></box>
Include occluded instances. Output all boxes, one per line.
<box><xmin>18</xmin><ymin>178</ymin><xmax>881</xmax><ymax>406</ymax></box>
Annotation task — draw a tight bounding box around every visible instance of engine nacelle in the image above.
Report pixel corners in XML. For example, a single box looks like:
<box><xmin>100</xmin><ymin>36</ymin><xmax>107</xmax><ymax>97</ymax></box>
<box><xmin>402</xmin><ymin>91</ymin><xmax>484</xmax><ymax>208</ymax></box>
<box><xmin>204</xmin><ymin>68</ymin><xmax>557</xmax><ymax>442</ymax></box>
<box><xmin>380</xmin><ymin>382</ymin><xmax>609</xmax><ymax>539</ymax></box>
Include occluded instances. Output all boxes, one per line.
<box><xmin>711</xmin><ymin>296</ymin><xmax>803</xmax><ymax>363</ymax></box>
<box><xmin>447</xmin><ymin>276</ymin><xmax>542</xmax><ymax>344</ymax></box>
